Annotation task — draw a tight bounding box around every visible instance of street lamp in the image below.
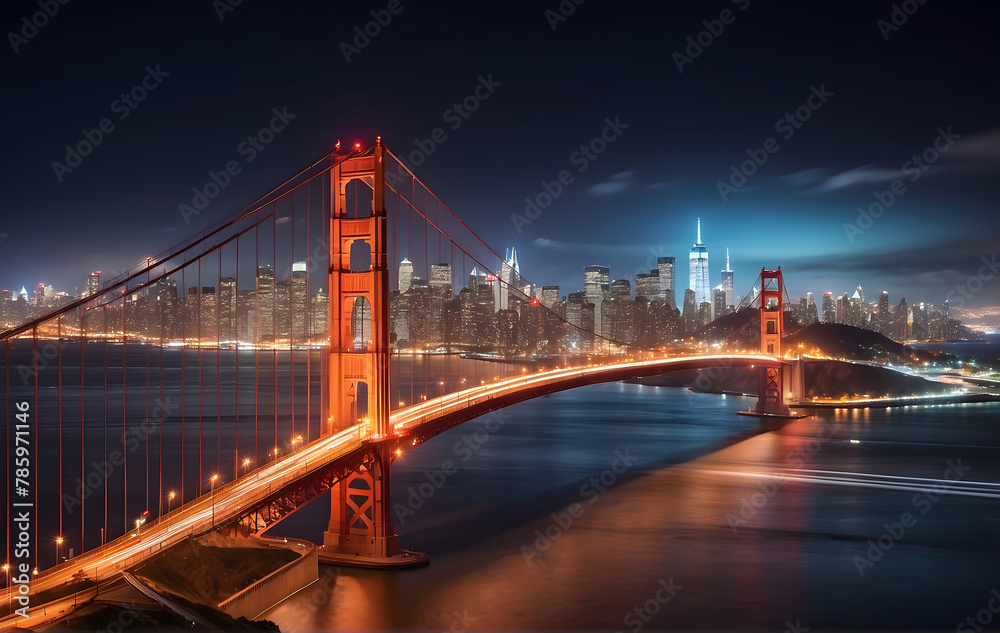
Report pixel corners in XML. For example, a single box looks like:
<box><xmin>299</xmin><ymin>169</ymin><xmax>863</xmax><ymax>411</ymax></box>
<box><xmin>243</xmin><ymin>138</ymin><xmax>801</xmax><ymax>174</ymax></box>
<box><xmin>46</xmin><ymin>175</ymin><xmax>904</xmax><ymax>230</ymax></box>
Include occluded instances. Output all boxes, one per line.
<box><xmin>55</xmin><ymin>536</ymin><xmax>63</xmax><ymax>567</ymax></box>
<box><xmin>134</xmin><ymin>511</ymin><xmax>148</xmax><ymax>541</ymax></box>
<box><xmin>2</xmin><ymin>564</ymin><xmax>9</xmax><ymax>616</ymax></box>
<box><xmin>243</xmin><ymin>457</ymin><xmax>251</xmax><ymax>474</ymax></box>
<box><xmin>167</xmin><ymin>490</ymin><xmax>176</xmax><ymax>513</ymax></box>
<box><xmin>211</xmin><ymin>474</ymin><xmax>219</xmax><ymax>527</ymax></box>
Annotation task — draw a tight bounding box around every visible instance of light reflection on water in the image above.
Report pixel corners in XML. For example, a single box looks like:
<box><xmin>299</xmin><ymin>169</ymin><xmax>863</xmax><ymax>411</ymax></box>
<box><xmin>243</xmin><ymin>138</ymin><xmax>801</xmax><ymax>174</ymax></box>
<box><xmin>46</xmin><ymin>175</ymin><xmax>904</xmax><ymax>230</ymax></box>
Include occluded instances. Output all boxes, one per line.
<box><xmin>264</xmin><ymin>381</ymin><xmax>1000</xmax><ymax>630</ymax></box>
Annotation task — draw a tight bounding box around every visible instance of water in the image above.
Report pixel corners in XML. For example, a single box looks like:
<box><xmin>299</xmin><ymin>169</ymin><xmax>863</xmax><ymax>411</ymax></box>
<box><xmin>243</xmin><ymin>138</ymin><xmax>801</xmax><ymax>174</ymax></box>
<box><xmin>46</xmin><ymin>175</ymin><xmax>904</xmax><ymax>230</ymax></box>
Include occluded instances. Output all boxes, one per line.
<box><xmin>264</xmin><ymin>383</ymin><xmax>1000</xmax><ymax>630</ymax></box>
<box><xmin>908</xmin><ymin>340</ymin><xmax>1000</xmax><ymax>365</ymax></box>
<box><xmin>0</xmin><ymin>347</ymin><xmax>532</xmax><ymax>560</ymax></box>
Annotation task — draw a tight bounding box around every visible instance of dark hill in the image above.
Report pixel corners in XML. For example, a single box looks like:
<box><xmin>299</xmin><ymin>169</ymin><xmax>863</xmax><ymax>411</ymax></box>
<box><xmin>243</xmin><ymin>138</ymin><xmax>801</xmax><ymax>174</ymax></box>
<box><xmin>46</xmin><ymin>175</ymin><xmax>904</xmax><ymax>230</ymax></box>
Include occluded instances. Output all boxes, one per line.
<box><xmin>690</xmin><ymin>306</ymin><xmax>757</xmax><ymax>344</ymax></box>
<box><xmin>784</xmin><ymin>323</ymin><xmax>911</xmax><ymax>364</ymax></box>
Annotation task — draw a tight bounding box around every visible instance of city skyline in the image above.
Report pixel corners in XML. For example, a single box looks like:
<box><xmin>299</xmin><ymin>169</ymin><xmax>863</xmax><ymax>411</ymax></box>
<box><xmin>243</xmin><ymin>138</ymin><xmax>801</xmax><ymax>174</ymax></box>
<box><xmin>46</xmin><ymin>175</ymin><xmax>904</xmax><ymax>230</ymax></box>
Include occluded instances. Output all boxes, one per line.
<box><xmin>2</xmin><ymin>3</ymin><xmax>999</xmax><ymax>311</ymax></box>
<box><xmin>1</xmin><ymin>224</ymin><xmax>977</xmax><ymax>328</ymax></box>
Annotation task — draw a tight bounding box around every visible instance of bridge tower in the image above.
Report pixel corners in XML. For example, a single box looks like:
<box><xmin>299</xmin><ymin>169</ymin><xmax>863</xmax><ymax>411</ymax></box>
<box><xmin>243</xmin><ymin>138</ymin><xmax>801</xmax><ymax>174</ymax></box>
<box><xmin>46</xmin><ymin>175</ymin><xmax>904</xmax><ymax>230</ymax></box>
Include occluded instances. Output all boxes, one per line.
<box><xmin>755</xmin><ymin>268</ymin><xmax>792</xmax><ymax>415</ymax></box>
<box><xmin>323</xmin><ymin>138</ymin><xmax>412</xmax><ymax>563</ymax></box>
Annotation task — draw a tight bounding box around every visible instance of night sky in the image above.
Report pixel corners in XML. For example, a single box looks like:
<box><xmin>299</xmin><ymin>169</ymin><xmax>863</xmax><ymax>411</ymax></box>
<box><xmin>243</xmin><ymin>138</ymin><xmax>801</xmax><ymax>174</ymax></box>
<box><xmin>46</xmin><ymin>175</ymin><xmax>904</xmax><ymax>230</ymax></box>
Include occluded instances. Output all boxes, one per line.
<box><xmin>2</xmin><ymin>1</ymin><xmax>999</xmax><ymax>308</ymax></box>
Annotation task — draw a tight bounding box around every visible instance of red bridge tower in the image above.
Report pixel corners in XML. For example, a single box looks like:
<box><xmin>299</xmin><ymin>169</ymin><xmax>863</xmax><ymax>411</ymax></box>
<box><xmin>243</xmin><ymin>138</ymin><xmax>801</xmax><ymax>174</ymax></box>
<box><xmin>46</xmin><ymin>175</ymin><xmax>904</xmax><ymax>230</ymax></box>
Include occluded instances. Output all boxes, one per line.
<box><xmin>322</xmin><ymin>139</ymin><xmax>425</xmax><ymax>566</ymax></box>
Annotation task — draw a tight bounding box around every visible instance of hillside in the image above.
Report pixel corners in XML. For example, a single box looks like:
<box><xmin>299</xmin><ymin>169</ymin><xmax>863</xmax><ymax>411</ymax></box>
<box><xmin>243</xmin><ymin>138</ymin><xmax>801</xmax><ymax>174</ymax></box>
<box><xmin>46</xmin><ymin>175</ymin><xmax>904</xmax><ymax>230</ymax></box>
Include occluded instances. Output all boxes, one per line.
<box><xmin>785</xmin><ymin>323</ymin><xmax>912</xmax><ymax>364</ymax></box>
<box><xmin>635</xmin><ymin>359</ymin><xmax>951</xmax><ymax>400</ymax></box>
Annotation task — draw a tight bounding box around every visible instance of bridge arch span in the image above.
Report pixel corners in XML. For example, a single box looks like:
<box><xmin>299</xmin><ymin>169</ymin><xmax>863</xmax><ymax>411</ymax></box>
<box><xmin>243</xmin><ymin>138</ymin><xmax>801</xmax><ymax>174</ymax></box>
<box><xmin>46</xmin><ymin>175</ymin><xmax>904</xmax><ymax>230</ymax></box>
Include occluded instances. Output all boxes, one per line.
<box><xmin>391</xmin><ymin>354</ymin><xmax>783</xmax><ymax>445</ymax></box>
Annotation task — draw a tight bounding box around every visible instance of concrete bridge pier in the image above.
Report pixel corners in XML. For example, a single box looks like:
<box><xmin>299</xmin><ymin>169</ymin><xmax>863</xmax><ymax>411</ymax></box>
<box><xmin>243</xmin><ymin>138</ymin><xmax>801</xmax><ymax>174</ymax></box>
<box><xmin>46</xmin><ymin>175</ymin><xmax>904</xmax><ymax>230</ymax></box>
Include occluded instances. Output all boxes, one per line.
<box><xmin>320</xmin><ymin>440</ymin><xmax>428</xmax><ymax>568</ymax></box>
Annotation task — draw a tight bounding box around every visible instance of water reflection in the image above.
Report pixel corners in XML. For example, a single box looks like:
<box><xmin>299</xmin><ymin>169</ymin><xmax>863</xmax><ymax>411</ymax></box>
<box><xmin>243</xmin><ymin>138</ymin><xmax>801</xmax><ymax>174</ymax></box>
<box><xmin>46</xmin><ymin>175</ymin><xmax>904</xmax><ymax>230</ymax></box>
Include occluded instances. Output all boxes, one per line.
<box><xmin>265</xmin><ymin>382</ymin><xmax>1000</xmax><ymax>630</ymax></box>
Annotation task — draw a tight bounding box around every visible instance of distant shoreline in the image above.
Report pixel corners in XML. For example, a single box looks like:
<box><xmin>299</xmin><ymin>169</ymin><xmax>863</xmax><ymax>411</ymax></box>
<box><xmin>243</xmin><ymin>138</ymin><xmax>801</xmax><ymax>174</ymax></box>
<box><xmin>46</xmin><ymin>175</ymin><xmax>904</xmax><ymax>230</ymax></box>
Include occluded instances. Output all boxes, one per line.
<box><xmin>628</xmin><ymin>377</ymin><xmax>1000</xmax><ymax>410</ymax></box>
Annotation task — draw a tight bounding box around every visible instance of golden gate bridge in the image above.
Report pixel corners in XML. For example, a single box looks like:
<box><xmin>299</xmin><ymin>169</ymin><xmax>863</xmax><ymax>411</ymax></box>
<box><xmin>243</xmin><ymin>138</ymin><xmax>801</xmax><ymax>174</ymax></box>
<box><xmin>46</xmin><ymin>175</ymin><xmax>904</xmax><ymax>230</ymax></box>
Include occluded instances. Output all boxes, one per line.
<box><xmin>0</xmin><ymin>139</ymin><xmax>800</xmax><ymax>625</ymax></box>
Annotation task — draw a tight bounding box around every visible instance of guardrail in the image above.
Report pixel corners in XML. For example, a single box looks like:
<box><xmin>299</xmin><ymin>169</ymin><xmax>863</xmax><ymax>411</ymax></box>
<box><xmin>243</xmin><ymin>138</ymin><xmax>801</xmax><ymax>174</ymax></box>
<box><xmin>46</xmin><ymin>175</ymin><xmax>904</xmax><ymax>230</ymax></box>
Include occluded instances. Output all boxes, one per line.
<box><xmin>217</xmin><ymin>537</ymin><xmax>318</xmax><ymax>620</ymax></box>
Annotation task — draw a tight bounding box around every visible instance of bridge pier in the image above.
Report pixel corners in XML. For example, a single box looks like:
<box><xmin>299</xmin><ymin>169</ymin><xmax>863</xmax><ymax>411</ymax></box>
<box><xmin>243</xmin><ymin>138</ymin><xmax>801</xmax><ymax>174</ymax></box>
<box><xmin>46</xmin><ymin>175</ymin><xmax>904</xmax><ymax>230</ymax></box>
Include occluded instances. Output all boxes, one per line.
<box><xmin>320</xmin><ymin>442</ymin><xmax>427</xmax><ymax>568</ymax></box>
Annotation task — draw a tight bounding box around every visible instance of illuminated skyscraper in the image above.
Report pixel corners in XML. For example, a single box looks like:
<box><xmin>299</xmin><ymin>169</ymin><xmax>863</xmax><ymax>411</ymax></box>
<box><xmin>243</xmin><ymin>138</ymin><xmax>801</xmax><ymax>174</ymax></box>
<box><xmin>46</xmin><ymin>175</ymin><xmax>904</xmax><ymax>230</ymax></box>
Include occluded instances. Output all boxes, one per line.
<box><xmin>635</xmin><ymin>270</ymin><xmax>659</xmax><ymax>300</ymax></box>
<box><xmin>85</xmin><ymin>270</ymin><xmax>101</xmax><ymax>297</ymax></box>
<box><xmin>584</xmin><ymin>264</ymin><xmax>610</xmax><ymax>340</ymax></box>
<box><xmin>398</xmin><ymin>257</ymin><xmax>413</xmax><ymax>293</ymax></box>
<box><xmin>430</xmin><ymin>263</ymin><xmax>452</xmax><ymax>297</ymax></box>
<box><xmin>713</xmin><ymin>286</ymin><xmax>727</xmax><ymax>320</ymax></box>
<box><xmin>822</xmin><ymin>292</ymin><xmax>835</xmax><ymax>323</ymax></box>
<box><xmin>540</xmin><ymin>286</ymin><xmax>559</xmax><ymax>308</ymax></box>
<box><xmin>610</xmin><ymin>278</ymin><xmax>631</xmax><ymax>300</ymax></box>
<box><xmin>494</xmin><ymin>248</ymin><xmax>520</xmax><ymax>312</ymax></box>
<box><xmin>689</xmin><ymin>219</ymin><xmax>710</xmax><ymax>306</ymax></box>
<box><xmin>721</xmin><ymin>248</ymin><xmax>734</xmax><ymax>310</ymax></box>
<box><xmin>219</xmin><ymin>276</ymin><xmax>236</xmax><ymax>341</ymax></box>
<box><xmin>256</xmin><ymin>265</ymin><xmax>275</xmax><ymax>343</ymax></box>
<box><xmin>290</xmin><ymin>262</ymin><xmax>308</xmax><ymax>344</ymax></box>
<box><xmin>876</xmin><ymin>290</ymin><xmax>891</xmax><ymax>334</ymax></box>
<box><xmin>584</xmin><ymin>265</ymin><xmax>610</xmax><ymax>299</ymax></box>
<box><xmin>657</xmin><ymin>256</ymin><xmax>675</xmax><ymax>307</ymax></box>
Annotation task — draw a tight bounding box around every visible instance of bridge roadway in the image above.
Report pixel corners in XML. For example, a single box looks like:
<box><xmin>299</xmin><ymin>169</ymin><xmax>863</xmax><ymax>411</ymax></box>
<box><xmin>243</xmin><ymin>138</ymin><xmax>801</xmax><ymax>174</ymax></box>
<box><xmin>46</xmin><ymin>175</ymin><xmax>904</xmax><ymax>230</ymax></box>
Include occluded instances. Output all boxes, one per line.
<box><xmin>0</xmin><ymin>353</ymin><xmax>779</xmax><ymax>626</ymax></box>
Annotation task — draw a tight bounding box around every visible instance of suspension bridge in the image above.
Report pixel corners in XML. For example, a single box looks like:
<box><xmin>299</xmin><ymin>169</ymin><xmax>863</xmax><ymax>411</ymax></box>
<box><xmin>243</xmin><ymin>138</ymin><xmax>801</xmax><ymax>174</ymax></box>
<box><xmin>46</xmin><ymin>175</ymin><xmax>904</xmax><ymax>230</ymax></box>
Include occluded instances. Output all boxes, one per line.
<box><xmin>0</xmin><ymin>139</ymin><xmax>801</xmax><ymax>622</ymax></box>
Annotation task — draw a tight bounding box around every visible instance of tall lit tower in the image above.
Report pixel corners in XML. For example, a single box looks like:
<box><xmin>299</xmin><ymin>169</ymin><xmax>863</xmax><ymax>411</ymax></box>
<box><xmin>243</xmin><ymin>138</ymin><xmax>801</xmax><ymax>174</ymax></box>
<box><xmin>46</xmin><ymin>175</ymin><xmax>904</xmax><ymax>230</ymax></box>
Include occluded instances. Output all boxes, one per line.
<box><xmin>657</xmin><ymin>256</ymin><xmax>675</xmax><ymax>308</ymax></box>
<box><xmin>494</xmin><ymin>247</ymin><xmax>520</xmax><ymax>311</ymax></box>
<box><xmin>398</xmin><ymin>257</ymin><xmax>413</xmax><ymax>293</ymax></box>
<box><xmin>822</xmin><ymin>292</ymin><xmax>835</xmax><ymax>323</ymax></box>
<box><xmin>689</xmin><ymin>219</ymin><xmax>710</xmax><ymax>306</ymax></box>
<box><xmin>85</xmin><ymin>270</ymin><xmax>101</xmax><ymax>297</ymax></box>
<box><xmin>721</xmin><ymin>247</ymin><xmax>734</xmax><ymax>311</ymax></box>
